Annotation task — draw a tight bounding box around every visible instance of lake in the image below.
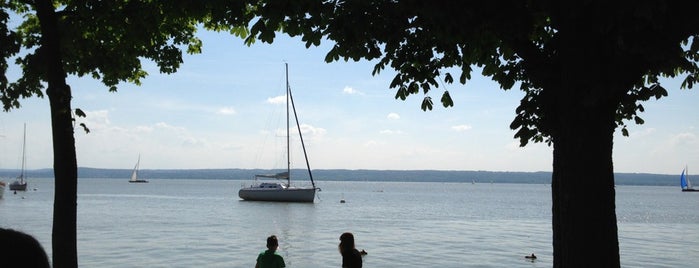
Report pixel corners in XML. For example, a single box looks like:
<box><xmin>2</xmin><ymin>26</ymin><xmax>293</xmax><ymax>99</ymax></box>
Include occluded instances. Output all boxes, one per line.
<box><xmin>1</xmin><ymin>178</ymin><xmax>698</xmax><ymax>267</ymax></box>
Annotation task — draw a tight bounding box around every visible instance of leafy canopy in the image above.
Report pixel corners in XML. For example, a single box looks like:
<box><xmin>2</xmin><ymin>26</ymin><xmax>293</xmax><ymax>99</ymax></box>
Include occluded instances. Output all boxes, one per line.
<box><xmin>0</xmin><ymin>0</ymin><xmax>254</xmax><ymax>110</ymax></box>
<box><xmin>243</xmin><ymin>1</ymin><xmax>699</xmax><ymax>146</ymax></box>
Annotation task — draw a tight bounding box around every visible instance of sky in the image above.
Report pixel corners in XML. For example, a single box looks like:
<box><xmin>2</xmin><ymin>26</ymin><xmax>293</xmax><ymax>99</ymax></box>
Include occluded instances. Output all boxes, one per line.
<box><xmin>0</xmin><ymin>30</ymin><xmax>697</xmax><ymax>175</ymax></box>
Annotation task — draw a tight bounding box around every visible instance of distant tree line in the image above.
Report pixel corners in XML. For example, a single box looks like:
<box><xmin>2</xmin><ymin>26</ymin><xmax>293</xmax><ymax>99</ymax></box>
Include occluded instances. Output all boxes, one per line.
<box><xmin>0</xmin><ymin>168</ymin><xmax>678</xmax><ymax>186</ymax></box>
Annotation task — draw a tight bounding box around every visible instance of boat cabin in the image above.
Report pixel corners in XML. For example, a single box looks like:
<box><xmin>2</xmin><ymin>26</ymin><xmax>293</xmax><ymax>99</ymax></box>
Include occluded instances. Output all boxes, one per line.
<box><xmin>257</xmin><ymin>182</ymin><xmax>288</xmax><ymax>189</ymax></box>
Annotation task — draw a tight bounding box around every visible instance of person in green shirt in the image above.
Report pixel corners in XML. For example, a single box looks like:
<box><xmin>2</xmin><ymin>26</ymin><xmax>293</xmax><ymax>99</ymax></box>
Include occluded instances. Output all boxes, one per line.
<box><xmin>255</xmin><ymin>235</ymin><xmax>285</xmax><ymax>268</ymax></box>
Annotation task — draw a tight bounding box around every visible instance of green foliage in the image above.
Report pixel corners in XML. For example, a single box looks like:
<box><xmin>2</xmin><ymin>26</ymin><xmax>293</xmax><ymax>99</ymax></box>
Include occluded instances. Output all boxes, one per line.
<box><xmin>245</xmin><ymin>1</ymin><xmax>699</xmax><ymax>147</ymax></box>
<box><xmin>0</xmin><ymin>6</ymin><xmax>23</xmax><ymax>110</ymax></box>
<box><xmin>0</xmin><ymin>0</ymin><xmax>258</xmax><ymax>110</ymax></box>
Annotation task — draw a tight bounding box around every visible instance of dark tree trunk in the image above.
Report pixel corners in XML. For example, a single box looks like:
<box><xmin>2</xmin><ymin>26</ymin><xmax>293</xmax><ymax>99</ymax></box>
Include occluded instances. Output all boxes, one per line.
<box><xmin>553</xmin><ymin>17</ymin><xmax>620</xmax><ymax>268</ymax></box>
<box><xmin>549</xmin><ymin>3</ymin><xmax>623</xmax><ymax>267</ymax></box>
<box><xmin>551</xmin><ymin>105</ymin><xmax>620</xmax><ymax>267</ymax></box>
<box><xmin>35</xmin><ymin>0</ymin><xmax>79</xmax><ymax>267</ymax></box>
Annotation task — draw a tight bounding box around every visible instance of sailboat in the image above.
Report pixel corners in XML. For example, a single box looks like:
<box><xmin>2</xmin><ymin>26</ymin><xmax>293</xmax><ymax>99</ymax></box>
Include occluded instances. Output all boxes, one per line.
<box><xmin>9</xmin><ymin>123</ymin><xmax>28</xmax><ymax>191</ymax></box>
<box><xmin>238</xmin><ymin>64</ymin><xmax>320</xmax><ymax>202</ymax></box>
<box><xmin>129</xmin><ymin>154</ymin><xmax>148</xmax><ymax>183</ymax></box>
<box><xmin>680</xmin><ymin>166</ymin><xmax>698</xmax><ymax>192</ymax></box>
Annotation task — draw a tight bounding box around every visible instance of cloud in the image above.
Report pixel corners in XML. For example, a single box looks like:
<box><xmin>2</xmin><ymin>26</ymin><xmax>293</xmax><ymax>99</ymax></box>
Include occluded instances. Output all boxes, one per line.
<box><xmin>670</xmin><ymin>132</ymin><xmax>698</xmax><ymax>147</ymax></box>
<box><xmin>155</xmin><ymin>122</ymin><xmax>185</xmax><ymax>131</ymax></box>
<box><xmin>379</xmin><ymin>129</ymin><xmax>403</xmax><ymax>135</ymax></box>
<box><xmin>135</xmin><ymin>125</ymin><xmax>154</xmax><ymax>133</ymax></box>
<box><xmin>217</xmin><ymin>107</ymin><xmax>236</xmax><ymax>115</ymax></box>
<box><xmin>342</xmin><ymin>86</ymin><xmax>364</xmax><ymax>95</ymax></box>
<box><xmin>267</xmin><ymin>95</ymin><xmax>286</xmax><ymax>104</ymax></box>
<box><xmin>387</xmin><ymin>113</ymin><xmax>400</xmax><ymax>120</ymax></box>
<box><xmin>299</xmin><ymin>124</ymin><xmax>327</xmax><ymax>138</ymax></box>
<box><xmin>364</xmin><ymin>140</ymin><xmax>385</xmax><ymax>147</ymax></box>
<box><xmin>451</xmin><ymin>124</ymin><xmax>473</xmax><ymax>132</ymax></box>
<box><xmin>181</xmin><ymin>136</ymin><xmax>208</xmax><ymax>147</ymax></box>
<box><xmin>76</xmin><ymin>110</ymin><xmax>111</xmax><ymax>131</ymax></box>
<box><xmin>275</xmin><ymin>124</ymin><xmax>327</xmax><ymax>139</ymax></box>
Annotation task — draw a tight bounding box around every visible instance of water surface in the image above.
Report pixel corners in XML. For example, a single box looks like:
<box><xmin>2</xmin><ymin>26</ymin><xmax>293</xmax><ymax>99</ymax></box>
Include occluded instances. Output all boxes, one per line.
<box><xmin>1</xmin><ymin>179</ymin><xmax>697</xmax><ymax>267</ymax></box>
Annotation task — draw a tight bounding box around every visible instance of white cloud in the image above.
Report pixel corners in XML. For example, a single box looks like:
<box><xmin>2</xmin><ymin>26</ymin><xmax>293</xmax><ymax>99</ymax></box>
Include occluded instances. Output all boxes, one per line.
<box><xmin>364</xmin><ymin>140</ymin><xmax>385</xmax><ymax>147</ymax></box>
<box><xmin>299</xmin><ymin>124</ymin><xmax>327</xmax><ymax>139</ymax></box>
<box><xmin>343</xmin><ymin>86</ymin><xmax>364</xmax><ymax>95</ymax></box>
<box><xmin>155</xmin><ymin>122</ymin><xmax>185</xmax><ymax>132</ymax></box>
<box><xmin>274</xmin><ymin>124</ymin><xmax>327</xmax><ymax>140</ymax></box>
<box><xmin>135</xmin><ymin>125</ymin><xmax>154</xmax><ymax>133</ymax></box>
<box><xmin>379</xmin><ymin>129</ymin><xmax>403</xmax><ymax>135</ymax></box>
<box><xmin>387</xmin><ymin>113</ymin><xmax>400</xmax><ymax>120</ymax></box>
<box><xmin>76</xmin><ymin>110</ymin><xmax>112</xmax><ymax>132</ymax></box>
<box><xmin>217</xmin><ymin>107</ymin><xmax>236</xmax><ymax>115</ymax></box>
<box><xmin>451</xmin><ymin>124</ymin><xmax>473</xmax><ymax>132</ymax></box>
<box><xmin>182</xmin><ymin>136</ymin><xmax>208</xmax><ymax>147</ymax></box>
<box><xmin>267</xmin><ymin>95</ymin><xmax>286</xmax><ymax>104</ymax></box>
<box><xmin>671</xmin><ymin>132</ymin><xmax>697</xmax><ymax>146</ymax></box>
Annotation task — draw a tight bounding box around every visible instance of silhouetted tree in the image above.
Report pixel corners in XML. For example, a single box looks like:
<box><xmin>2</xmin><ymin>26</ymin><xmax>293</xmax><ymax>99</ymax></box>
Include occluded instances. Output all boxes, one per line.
<box><xmin>0</xmin><ymin>1</ymin><xmax>251</xmax><ymax>267</ymax></box>
<box><xmin>243</xmin><ymin>1</ymin><xmax>699</xmax><ymax>267</ymax></box>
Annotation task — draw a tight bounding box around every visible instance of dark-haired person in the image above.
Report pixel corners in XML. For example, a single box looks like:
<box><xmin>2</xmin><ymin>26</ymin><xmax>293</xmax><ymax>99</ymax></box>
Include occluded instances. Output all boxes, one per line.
<box><xmin>0</xmin><ymin>228</ymin><xmax>50</xmax><ymax>268</ymax></box>
<box><xmin>339</xmin><ymin>232</ymin><xmax>362</xmax><ymax>268</ymax></box>
<box><xmin>255</xmin><ymin>235</ymin><xmax>285</xmax><ymax>268</ymax></box>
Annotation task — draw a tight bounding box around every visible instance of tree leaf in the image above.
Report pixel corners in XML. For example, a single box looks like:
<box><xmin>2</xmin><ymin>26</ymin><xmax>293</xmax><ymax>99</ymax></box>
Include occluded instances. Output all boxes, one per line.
<box><xmin>75</xmin><ymin>108</ymin><xmax>86</xmax><ymax>117</ymax></box>
<box><xmin>421</xmin><ymin>96</ymin><xmax>433</xmax><ymax>111</ymax></box>
<box><xmin>441</xmin><ymin>91</ymin><xmax>453</xmax><ymax>107</ymax></box>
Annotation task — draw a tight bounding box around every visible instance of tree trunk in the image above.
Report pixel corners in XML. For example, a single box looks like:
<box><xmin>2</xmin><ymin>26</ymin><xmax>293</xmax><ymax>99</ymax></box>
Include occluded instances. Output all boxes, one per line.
<box><xmin>551</xmin><ymin>105</ymin><xmax>620</xmax><ymax>267</ymax></box>
<box><xmin>35</xmin><ymin>1</ymin><xmax>79</xmax><ymax>267</ymax></box>
<box><xmin>550</xmin><ymin>3</ymin><xmax>622</xmax><ymax>267</ymax></box>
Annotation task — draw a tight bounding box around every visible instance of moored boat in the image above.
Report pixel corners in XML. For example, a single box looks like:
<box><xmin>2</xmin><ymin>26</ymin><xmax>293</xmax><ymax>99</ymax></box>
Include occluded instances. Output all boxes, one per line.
<box><xmin>9</xmin><ymin>123</ymin><xmax>28</xmax><ymax>191</ymax></box>
<box><xmin>238</xmin><ymin>64</ymin><xmax>319</xmax><ymax>202</ymax></box>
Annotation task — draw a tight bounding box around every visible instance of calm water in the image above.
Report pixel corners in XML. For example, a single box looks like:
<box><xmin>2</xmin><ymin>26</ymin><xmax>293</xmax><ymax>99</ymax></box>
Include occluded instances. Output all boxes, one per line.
<box><xmin>1</xmin><ymin>178</ymin><xmax>698</xmax><ymax>267</ymax></box>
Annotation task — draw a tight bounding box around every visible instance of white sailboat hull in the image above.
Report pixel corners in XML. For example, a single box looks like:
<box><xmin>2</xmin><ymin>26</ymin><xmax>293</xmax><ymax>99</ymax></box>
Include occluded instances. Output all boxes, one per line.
<box><xmin>239</xmin><ymin>186</ymin><xmax>316</xmax><ymax>202</ymax></box>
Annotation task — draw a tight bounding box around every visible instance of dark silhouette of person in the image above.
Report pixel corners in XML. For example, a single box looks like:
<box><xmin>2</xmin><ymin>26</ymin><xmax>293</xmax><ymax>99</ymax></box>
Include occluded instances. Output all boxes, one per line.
<box><xmin>0</xmin><ymin>227</ymin><xmax>50</xmax><ymax>268</ymax></box>
<box><xmin>339</xmin><ymin>232</ymin><xmax>362</xmax><ymax>268</ymax></box>
<box><xmin>255</xmin><ymin>235</ymin><xmax>285</xmax><ymax>268</ymax></box>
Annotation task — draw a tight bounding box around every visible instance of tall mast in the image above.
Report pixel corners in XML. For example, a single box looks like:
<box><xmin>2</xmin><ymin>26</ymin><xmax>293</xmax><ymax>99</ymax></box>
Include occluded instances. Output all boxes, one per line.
<box><xmin>286</xmin><ymin>65</ymin><xmax>316</xmax><ymax>189</ymax></box>
<box><xmin>20</xmin><ymin>123</ymin><xmax>26</xmax><ymax>181</ymax></box>
<box><xmin>285</xmin><ymin>63</ymin><xmax>291</xmax><ymax>186</ymax></box>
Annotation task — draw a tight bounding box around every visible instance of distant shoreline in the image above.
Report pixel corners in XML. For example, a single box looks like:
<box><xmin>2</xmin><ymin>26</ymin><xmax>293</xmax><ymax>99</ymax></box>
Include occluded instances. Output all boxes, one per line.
<box><xmin>0</xmin><ymin>167</ymin><xmax>680</xmax><ymax>186</ymax></box>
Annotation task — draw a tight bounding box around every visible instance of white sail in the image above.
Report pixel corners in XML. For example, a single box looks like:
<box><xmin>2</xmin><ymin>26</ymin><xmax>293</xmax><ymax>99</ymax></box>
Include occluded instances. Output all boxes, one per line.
<box><xmin>130</xmin><ymin>156</ymin><xmax>140</xmax><ymax>182</ymax></box>
<box><xmin>129</xmin><ymin>154</ymin><xmax>148</xmax><ymax>183</ymax></box>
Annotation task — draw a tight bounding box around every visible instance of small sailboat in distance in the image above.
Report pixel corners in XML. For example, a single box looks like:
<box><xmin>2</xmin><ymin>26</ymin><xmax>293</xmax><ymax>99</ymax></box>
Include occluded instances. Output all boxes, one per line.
<box><xmin>680</xmin><ymin>166</ymin><xmax>698</xmax><ymax>192</ymax></box>
<box><xmin>129</xmin><ymin>154</ymin><xmax>148</xmax><ymax>183</ymax></box>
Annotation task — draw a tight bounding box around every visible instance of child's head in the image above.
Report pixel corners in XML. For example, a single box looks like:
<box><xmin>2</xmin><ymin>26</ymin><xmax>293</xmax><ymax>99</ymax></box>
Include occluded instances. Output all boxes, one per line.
<box><xmin>267</xmin><ymin>235</ymin><xmax>279</xmax><ymax>250</ymax></box>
